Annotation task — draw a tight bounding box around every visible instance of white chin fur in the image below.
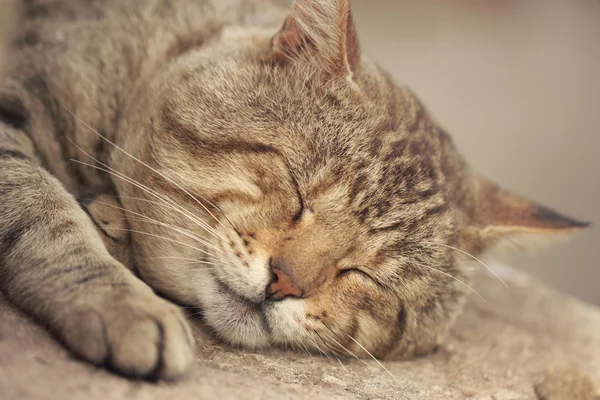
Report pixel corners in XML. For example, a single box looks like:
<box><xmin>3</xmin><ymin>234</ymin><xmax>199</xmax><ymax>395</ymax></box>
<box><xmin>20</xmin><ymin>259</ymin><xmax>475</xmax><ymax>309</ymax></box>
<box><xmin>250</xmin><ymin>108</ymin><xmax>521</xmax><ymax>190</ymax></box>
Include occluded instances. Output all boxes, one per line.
<box><xmin>264</xmin><ymin>299</ymin><xmax>306</xmax><ymax>345</ymax></box>
<box><xmin>194</xmin><ymin>268</ymin><xmax>269</xmax><ymax>347</ymax></box>
<box><xmin>192</xmin><ymin>268</ymin><xmax>307</xmax><ymax>348</ymax></box>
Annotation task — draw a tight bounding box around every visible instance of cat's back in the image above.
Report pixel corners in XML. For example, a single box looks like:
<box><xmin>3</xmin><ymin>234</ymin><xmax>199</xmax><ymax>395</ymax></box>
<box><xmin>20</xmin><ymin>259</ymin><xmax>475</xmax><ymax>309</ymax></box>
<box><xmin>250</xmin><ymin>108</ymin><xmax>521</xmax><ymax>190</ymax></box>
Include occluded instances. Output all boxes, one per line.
<box><xmin>12</xmin><ymin>0</ymin><xmax>285</xmax><ymax>60</ymax></box>
<box><xmin>7</xmin><ymin>0</ymin><xmax>286</xmax><ymax>123</ymax></box>
<box><xmin>7</xmin><ymin>0</ymin><xmax>287</xmax><ymax>115</ymax></box>
<box><xmin>13</xmin><ymin>0</ymin><xmax>218</xmax><ymax>63</ymax></box>
<box><xmin>2</xmin><ymin>0</ymin><xmax>286</xmax><ymax>189</ymax></box>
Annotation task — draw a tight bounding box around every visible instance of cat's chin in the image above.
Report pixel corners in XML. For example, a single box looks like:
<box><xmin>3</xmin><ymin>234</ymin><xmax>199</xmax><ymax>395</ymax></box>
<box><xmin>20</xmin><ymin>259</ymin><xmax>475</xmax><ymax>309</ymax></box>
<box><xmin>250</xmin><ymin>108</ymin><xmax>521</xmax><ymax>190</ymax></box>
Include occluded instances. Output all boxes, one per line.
<box><xmin>192</xmin><ymin>268</ymin><xmax>307</xmax><ymax>349</ymax></box>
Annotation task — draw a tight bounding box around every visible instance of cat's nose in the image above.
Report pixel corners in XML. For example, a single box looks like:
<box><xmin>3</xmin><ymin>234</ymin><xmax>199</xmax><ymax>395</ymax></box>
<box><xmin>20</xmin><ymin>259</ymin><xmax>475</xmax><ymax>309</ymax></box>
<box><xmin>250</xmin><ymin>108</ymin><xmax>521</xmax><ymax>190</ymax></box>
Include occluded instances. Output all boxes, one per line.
<box><xmin>265</xmin><ymin>266</ymin><xmax>303</xmax><ymax>301</ymax></box>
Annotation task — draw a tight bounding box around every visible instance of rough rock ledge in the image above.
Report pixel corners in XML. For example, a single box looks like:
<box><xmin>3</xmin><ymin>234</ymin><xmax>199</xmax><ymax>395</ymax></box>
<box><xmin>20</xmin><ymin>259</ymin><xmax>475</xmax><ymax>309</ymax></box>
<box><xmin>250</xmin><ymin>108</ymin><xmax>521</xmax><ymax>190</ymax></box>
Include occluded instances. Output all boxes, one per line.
<box><xmin>1</xmin><ymin>264</ymin><xmax>599</xmax><ymax>400</ymax></box>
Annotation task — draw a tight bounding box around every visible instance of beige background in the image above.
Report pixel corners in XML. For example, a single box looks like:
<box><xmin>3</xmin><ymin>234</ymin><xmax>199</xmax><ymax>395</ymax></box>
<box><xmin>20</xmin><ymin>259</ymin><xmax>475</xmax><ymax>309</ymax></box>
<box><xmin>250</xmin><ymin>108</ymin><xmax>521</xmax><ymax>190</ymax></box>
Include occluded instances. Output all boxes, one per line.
<box><xmin>352</xmin><ymin>0</ymin><xmax>600</xmax><ymax>305</ymax></box>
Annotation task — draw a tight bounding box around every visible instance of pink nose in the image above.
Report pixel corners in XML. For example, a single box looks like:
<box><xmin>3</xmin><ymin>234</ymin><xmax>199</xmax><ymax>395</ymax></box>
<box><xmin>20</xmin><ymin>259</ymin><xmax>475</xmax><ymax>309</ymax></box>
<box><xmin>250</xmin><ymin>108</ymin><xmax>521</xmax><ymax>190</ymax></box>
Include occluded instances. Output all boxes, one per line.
<box><xmin>265</xmin><ymin>267</ymin><xmax>303</xmax><ymax>301</ymax></box>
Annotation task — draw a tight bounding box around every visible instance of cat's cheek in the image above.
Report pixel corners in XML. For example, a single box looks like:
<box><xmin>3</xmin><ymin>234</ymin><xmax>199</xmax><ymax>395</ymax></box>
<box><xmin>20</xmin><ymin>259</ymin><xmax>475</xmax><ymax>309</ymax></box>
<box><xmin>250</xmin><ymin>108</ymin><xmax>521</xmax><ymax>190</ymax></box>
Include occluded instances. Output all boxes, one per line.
<box><xmin>217</xmin><ymin>255</ymin><xmax>271</xmax><ymax>303</ymax></box>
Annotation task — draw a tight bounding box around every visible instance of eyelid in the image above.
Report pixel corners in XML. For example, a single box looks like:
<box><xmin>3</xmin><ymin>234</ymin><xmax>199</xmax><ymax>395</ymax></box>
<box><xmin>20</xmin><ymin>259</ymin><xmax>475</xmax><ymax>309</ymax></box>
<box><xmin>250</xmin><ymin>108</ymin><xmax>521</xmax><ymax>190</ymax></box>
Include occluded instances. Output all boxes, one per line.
<box><xmin>289</xmin><ymin>175</ymin><xmax>305</xmax><ymax>224</ymax></box>
<box><xmin>336</xmin><ymin>267</ymin><xmax>377</xmax><ymax>283</ymax></box>
<box><xmin>291</xmin><ymin>201</ymin><xmax>303</xmax><ymax>223</ymax></box>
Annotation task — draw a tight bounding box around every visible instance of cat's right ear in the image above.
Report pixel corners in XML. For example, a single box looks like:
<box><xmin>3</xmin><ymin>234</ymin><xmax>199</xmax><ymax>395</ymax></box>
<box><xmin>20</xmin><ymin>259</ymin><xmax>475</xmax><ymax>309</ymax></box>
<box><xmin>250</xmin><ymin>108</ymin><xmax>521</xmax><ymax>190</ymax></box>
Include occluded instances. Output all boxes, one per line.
<box><xmin>461</xmin><ymin>176</ymin><xmax>590</xmax><ymax>254</ymax></box>
<box><xmin>266</xmin><ymin>0</ymin><xmax>361</xmax><ymax>78</ymax></box>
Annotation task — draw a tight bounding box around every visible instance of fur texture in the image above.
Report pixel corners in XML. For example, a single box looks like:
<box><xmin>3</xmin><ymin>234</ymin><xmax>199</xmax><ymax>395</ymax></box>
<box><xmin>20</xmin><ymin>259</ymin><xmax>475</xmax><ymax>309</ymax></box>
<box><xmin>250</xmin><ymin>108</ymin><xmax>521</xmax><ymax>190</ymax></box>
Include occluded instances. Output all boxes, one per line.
<box><xmin>0</xmin><ymin>0</ymin><xmax>17</xmax><ymax>80</ymax></box>
<box><xmin>0</xmin><ymin>0</ymin><xmax>588</xmax><ymax>379</ymax></box>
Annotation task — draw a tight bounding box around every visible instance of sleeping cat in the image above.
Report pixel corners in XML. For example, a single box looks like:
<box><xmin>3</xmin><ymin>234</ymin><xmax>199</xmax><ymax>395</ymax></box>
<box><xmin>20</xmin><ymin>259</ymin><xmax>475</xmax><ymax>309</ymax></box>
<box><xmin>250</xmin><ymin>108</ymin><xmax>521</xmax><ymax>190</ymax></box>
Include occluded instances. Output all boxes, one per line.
<box><xmin>0</xmin><ymin>0</ymin><xmax>588</xmax><ymax>380</ymax></box>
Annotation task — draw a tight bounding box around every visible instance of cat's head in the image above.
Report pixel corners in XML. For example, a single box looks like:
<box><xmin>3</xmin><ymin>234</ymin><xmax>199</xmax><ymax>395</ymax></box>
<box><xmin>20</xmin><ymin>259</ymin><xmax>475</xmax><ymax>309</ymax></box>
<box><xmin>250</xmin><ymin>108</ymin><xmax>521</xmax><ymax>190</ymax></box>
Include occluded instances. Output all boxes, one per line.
<box><xmin>115</xmin><ymin>0</ymin><xmax>588</xmax><ymax>359</ymax></box>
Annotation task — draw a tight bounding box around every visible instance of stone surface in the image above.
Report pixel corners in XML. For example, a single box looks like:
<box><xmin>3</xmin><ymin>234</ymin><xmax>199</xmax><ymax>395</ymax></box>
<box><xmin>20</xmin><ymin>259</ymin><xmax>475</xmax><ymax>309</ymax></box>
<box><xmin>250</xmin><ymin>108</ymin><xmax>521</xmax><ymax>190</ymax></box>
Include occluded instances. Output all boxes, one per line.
<box><xmin>1</xmin><ymin>264</ymin><xmax>599</xmax><ymax>400</ymax></box>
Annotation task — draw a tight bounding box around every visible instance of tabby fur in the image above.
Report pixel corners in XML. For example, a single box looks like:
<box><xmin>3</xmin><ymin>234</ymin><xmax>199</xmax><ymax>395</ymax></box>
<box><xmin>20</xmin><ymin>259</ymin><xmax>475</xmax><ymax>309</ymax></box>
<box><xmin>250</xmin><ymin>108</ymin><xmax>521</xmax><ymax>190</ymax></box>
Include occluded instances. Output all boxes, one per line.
<box><xmin>0</xmin><ymin>0</ymin><xmax>587</xmax><ymax>379</ymax></box>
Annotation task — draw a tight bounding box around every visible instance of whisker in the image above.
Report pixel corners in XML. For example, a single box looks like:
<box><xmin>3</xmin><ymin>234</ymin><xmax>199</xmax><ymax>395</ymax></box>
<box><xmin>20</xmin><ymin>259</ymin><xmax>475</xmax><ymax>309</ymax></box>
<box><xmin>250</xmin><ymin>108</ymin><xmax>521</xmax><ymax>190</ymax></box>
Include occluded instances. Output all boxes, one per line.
<box><xmin>187</xmin><ymin>310</ymin><xmax>204</xmax><ymax>319</ymax></box>
<box><xmin>65</xmin><ymin>137</ymin><xmax>225</xmax><ymax>241</ymax></box>
<box><xmin>64</xmin><ymin>107</ymin><xmax>230</xmax><ymax>232</ymax></box>
<box><xmin>153</xmin><ymin>260</ymin><xmax>217</xmax><ymax>268</ymax></box>
<box><xmin>319</xmin><ymin>325</ymin><xmax>391</xmax><ymax>377</ymax></box>
<box><xmin>314</xmin><ymin>330</ymin><xmax>343</xmax><ymax>358</ymax></box>
<box><xmin>123</xmin><ymin>216</ymin><xmax>223</xmax><ymax>255</ymax></box>
<box><xmin>140</xmin><ymin>259</ymin><xmax>218</xmax><ymax>270</ymax></box>
<box><xmin>319</xmin><ymin>323</ymin><xmax>386</xmax><ymax>376</ymax></box>
<box><xmin>296</xmin><ymin>336</ymin><xmax>313</xmax><ymax>357</ymax></box>
<box><xmin>344</xmin><ymin>333</ymin><xmax>404</xmax><ymax>388</ymax></box>
<box><xmin>335</xmin><ymin>356</ymin><xmax>348</xmax><ymax>371</ymax></box>
<box><xmin>317</xmin><ymin>330</ymin><xmax>351</xmax><ymax>371</ymax></box>
<box><xmin>319</xmin><ymin>322</ymin><xmax>360</xmax><ymax>360</ymax></box>
<box><xmin>306</xmin><ymin>332</ymin><xmax>331</xmax><ymax>362</ymax></box>
<box><xmin>141</xmin><ymin>256</ymin><xmax>219</xmax><ymax>267</ymax></box>
<box><xmin>107</xmin><ymin>228</ymin><xmax>214</xmax><ymax>258</ymax></box>
<box><xmin>93</xmin><ymin>199</ymin><xmax>223</xmax><ymax>254</ymax></box>
<box><xmin>100</xmin><ymin>194</ymin><xmax>237</xmax><ymax>241</ymax></box>
<box><xmin>70</xmin><ymin>158</ymin><xmax>225</xmax><ymax>243</ymax></box>
<box><xmin>416</xmin><ymin>263</ymin><xmax>487</xmax><ymax>303</ymax></box>
<box><xmin>414</xmin><ymin>241</ymin><xmax>508</xmax><ymax>288</ymax></box>
<box><xmin>67</xmin><ymin>144</ymin><xmax>221</xmax><ymax>241</ymax></box>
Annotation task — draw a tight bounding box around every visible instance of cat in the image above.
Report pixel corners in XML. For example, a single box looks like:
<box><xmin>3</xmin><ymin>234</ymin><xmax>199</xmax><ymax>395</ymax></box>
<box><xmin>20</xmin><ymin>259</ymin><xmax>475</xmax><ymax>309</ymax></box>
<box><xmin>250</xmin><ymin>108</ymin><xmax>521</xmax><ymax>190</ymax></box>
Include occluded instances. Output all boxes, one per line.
<box><xmin>0</xmin><ymin>0</ymin><xmax>588</xmax><ymax>380</ymax></box>
<box><xmin>0</xmin><ymin>0</ymin><xmax>16</xmax><ymax>81</ymax></box>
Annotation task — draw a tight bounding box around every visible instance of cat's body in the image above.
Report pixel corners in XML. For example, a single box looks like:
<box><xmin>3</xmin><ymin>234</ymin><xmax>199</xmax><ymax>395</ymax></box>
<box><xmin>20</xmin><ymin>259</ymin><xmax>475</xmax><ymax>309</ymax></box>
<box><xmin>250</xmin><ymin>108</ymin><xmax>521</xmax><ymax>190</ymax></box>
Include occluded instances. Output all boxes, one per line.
<box><xmin>4</xmin><ymin>0</ymin><xmax>280</xmax><ymax>192</ymax></box>
<box><xmin>0</xmin><ymin>0</ymin><xmax>587</xmax><ymax>380</ymax></box>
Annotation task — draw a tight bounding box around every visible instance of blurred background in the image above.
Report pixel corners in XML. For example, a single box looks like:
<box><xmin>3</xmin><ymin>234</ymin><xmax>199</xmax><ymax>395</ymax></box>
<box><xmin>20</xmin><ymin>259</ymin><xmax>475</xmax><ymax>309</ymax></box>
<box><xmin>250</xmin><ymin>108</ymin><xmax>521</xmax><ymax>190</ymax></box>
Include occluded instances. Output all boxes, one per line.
<box><xmin>352</xmin><ymin>0</ymin><xmax>600</xmax><ymax>305</ymax></box>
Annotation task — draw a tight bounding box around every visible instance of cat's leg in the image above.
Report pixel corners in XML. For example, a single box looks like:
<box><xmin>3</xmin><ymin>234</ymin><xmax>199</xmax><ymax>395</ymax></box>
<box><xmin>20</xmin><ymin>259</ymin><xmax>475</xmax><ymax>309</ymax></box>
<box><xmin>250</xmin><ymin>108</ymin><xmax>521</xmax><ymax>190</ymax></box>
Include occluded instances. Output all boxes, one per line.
<box><xmin>0</xmin><ymin>121</ymin><xmax>194</xmax><ymax>379</ymax></box>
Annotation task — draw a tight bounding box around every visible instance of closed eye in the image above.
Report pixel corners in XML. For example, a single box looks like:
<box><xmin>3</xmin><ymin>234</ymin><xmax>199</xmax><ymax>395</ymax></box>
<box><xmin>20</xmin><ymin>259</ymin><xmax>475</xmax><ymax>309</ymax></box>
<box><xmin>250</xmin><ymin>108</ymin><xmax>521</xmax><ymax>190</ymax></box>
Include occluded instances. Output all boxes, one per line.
<box><xmin>336</xmin><ymin>268</ymin><xmax>376</xmax><ymax>282</ymax></box>
<box><xmin>290</xmin><ymin>176</ymin><xmax>304</xmax><ymax>223</ymax></box>
<box><xmin>291</xmin><ymin>200</ymin><xmax>304</xmax><ymax>223</ymax></box>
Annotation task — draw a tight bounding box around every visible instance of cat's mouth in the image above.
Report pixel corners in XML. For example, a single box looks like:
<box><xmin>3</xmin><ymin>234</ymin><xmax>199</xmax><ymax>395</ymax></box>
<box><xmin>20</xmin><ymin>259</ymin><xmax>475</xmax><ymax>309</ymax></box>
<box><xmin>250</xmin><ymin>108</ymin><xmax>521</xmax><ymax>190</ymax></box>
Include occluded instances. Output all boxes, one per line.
<box><xmin>215</xmin><ymin>274</ymin><xmax>267</xmax><ymax>310</ymax></box>
<box><xmin>196</xmin><ymin>266</ymin><xmax>306</xmax><ymax>349</ymax></box>
<box><xmin>209</xmin><ymin>271</ymin><xmax>273</xmax><ymax>335</ymax></box>
<box><xmin>213</xmin><ymin>269</ymin><xmax>267</xmax><ymax>304</ymax></box>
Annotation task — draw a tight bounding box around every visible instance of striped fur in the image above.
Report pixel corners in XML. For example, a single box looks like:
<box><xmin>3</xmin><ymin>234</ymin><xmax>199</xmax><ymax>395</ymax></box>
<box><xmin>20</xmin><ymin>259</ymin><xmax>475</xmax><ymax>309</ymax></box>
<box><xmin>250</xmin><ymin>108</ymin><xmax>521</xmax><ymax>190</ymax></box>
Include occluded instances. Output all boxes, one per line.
<box><xmin>0</xmin><ymin>0</ymin><xmax>587</xmax><ymax>379</ymax></box>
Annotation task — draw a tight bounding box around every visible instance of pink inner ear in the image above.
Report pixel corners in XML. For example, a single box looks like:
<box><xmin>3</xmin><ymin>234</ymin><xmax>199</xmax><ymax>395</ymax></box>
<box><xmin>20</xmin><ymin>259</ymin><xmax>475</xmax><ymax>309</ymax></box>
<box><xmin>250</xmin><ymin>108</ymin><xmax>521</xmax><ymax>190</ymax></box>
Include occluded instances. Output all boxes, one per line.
<box><xmin>342</xmin><ymin>5</ymin><xmax>360</xmax><ymax>75</ymax></box>
<box><xmin>270</xmin><ymin>2</ymin><xmax>322</xmax><ymax>62</ymax></box>
<box><xmin>272</xmin><ymin>17</ymin><xmax>306</xmax><ymax>58</ymax></box>
<box><xmin>268</xmin><ymin>0</ymin><xmax>361</xmax><ymax>77</ymax></box>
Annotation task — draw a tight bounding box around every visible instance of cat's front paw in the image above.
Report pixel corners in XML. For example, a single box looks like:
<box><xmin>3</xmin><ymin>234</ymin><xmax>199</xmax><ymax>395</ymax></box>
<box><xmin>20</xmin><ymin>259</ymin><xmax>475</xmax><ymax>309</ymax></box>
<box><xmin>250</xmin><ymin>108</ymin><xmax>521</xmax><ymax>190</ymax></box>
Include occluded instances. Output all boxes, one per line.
<box><xmin>57</xmin><ymin>290</ymin><xmax>195</xmax><ymax>380</ymax></box>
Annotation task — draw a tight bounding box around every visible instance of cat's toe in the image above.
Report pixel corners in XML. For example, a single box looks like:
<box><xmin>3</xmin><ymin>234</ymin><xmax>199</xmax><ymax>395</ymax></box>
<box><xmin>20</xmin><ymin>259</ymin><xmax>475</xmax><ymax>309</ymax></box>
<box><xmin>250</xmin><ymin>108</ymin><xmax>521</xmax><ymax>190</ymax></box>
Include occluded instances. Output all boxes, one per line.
<box><xmin>105</xmin><ymin>305</ymin><xmax>194</xmax><ymax>379</ymax></box>
<box><xmin>59</xmin><ymin>307</ymin><xmax>110</xmax><ymax>365</ymax></box>
<box><xmin>58</xmin><ymin>293</ymin><xmax>195</xmax><ymax>380</ymax></box>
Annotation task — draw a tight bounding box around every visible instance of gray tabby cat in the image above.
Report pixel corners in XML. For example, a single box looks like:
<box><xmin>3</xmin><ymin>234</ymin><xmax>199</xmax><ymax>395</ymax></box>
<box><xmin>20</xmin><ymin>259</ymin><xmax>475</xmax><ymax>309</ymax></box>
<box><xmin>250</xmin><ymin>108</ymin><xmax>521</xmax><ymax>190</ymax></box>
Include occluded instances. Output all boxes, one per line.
<box><xmin>0</xmin><ymin>0</ymin><xmax>587</xmax><ymax>379</ymax></box>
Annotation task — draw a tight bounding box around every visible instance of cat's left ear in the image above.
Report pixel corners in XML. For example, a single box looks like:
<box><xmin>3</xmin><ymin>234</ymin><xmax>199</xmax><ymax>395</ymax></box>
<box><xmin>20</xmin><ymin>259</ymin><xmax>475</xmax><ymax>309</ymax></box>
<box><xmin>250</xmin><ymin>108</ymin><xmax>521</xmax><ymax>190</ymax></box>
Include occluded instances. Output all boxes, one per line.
<box><xmin>268</xmin><ymin>0</ymin><xmax>361</xmax><ymax>77</ymax></box>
